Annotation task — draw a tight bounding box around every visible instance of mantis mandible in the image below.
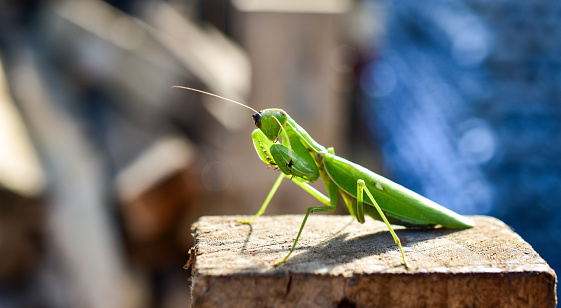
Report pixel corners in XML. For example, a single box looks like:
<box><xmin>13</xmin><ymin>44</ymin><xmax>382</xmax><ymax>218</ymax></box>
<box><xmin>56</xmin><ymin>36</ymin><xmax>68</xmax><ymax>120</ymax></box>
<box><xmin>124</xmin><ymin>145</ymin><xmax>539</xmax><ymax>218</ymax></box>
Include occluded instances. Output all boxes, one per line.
<box><xmin>174</xmin><ymin>86</ymin><xmax>474</xmax><ymax>268</ymax></box>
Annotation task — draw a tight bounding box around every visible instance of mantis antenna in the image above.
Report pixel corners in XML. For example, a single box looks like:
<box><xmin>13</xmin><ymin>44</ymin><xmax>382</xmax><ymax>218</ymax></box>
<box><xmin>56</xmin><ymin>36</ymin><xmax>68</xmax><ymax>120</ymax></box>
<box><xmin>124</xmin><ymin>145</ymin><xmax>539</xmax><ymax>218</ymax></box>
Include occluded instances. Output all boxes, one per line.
<box><xmin>172</xmin><ymin>85</ymin><xmax>291</xmax><ymax>148</ymax></box>
<box><xmin>171</xmin><ymin>86</ymin><xmax>259</xmax><ymax>114</ymax></box>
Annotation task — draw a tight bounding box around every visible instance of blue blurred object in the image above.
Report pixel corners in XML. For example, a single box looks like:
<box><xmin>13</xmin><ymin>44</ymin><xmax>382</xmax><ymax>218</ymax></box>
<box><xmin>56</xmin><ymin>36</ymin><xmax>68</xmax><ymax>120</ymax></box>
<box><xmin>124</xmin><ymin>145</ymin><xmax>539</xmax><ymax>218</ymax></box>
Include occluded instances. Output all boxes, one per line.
<box><xmin>361</xmin><ymin>0</ymin><xmax>560</xmax><ymax>284</ymax></box>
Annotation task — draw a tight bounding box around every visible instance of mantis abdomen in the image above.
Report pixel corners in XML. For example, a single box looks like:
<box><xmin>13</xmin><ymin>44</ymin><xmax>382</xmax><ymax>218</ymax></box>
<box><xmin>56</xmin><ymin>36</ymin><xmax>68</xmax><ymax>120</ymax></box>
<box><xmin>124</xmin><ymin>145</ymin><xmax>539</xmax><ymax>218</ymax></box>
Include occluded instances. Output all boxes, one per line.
<box><xmin>323</xmin><ymin>153</ymin><xmax>474</xmax><ymax>229</ymax></box>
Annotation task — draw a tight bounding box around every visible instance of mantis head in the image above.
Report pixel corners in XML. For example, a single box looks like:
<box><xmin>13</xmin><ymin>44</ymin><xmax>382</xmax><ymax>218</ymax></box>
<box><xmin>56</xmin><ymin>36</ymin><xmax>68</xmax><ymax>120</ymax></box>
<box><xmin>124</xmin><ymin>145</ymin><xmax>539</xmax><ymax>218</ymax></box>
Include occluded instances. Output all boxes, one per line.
<box><xmin>252</xmin><ymin>109</ymin><xmax>287</xmax><ymax>141</ymax></box>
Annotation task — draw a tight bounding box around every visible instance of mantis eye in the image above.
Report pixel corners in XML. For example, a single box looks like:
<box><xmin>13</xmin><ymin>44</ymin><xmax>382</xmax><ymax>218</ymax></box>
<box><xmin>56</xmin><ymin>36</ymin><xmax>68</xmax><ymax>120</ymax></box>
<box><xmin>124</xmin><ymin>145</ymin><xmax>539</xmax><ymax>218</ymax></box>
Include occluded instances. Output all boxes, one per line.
<box><xmin>252</xmin><ymin>113</ymin><xmax>262</xmax><ymax>128</ymax></box>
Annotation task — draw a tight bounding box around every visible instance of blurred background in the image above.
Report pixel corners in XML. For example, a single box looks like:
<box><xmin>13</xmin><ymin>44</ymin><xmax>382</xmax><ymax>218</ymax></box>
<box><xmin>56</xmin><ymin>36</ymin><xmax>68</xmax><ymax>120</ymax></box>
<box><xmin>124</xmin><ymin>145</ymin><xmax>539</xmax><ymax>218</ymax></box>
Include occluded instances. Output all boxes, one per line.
<box><xmin>0</xmin><ymin>0</ymin><xmax>559</xmax><ymax>307</ymax></box>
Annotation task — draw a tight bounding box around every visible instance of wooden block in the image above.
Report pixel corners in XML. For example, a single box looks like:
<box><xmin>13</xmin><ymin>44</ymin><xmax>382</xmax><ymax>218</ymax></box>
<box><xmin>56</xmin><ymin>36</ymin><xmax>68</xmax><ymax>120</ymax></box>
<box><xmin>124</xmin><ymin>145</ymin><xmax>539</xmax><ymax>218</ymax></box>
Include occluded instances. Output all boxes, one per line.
<box><xmin>189</xmin><ymin>215</ymin><xmax>557</xmax><ymax>307</ymax></box>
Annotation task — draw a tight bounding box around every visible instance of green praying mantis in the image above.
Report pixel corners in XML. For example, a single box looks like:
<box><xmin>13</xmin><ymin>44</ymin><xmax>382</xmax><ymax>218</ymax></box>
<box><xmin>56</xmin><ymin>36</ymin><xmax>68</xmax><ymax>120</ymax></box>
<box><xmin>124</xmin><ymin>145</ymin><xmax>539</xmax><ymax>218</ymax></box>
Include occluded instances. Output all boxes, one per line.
<box><xmin>174</xmin><ymin>86</ymin><xmax>474</xmax><ymax>268</ymax></box>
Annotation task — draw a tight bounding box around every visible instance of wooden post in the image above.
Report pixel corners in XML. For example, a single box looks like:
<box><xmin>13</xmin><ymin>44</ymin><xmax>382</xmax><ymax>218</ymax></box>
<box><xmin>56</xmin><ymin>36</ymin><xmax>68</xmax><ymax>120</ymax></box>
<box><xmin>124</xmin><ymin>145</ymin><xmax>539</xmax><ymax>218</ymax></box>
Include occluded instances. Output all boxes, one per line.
<box><xmin>189</xmin><ymin>215</ymin><xmax>557</xmax><ymax>307</ymax></box>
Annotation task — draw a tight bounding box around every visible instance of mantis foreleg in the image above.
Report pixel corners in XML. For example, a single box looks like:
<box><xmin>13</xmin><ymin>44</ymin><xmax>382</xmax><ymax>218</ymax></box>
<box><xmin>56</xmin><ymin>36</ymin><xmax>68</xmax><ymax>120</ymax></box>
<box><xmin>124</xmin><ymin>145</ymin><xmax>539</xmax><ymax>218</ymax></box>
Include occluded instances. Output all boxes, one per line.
<box><xmin>357</xmin><ymin>179</ymin><xmax>409</xmax><ymax>269</ymax></box>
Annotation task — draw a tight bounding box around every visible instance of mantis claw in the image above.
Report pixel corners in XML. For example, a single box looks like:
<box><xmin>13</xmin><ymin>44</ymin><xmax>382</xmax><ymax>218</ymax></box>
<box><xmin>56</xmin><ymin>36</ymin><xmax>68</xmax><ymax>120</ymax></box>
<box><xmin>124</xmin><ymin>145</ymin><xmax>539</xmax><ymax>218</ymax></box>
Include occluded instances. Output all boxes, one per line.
<box><xmin>236</xmin><ymin>219</ymin><xmax>252</xmax><ymax>224</ymax></box>
<box><xmin>273</xmin><ymin>253</ymin><xmax>291</xmax><ymax>267</ymax></box>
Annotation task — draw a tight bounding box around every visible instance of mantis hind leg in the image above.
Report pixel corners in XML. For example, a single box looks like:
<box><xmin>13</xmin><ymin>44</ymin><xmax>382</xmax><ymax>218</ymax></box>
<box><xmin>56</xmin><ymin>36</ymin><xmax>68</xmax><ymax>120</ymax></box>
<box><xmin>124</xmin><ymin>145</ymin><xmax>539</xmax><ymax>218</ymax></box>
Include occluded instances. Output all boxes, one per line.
<box><xmin>357</xmin><ymin>179</ymin><xmax>410</xmax><ymax>269</ymax></box>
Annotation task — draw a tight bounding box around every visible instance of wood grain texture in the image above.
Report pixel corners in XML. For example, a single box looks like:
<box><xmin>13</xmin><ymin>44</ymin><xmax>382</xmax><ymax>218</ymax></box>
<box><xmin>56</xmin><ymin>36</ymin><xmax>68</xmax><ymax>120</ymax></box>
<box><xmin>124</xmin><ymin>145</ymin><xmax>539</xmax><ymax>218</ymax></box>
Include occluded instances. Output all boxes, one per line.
<box><xmin>189</xmin><ymin>215</ymin><xmax>557</xmax><ymax>307</ymax></box>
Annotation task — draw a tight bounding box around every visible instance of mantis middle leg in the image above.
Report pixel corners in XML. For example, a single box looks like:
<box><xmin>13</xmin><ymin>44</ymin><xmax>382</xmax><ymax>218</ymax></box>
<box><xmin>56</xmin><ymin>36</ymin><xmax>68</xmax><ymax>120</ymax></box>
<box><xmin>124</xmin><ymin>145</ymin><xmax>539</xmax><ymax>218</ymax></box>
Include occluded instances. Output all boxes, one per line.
<box><xmin>236</xmin><ymin>170</ymin><xmax>339</xmax><ymax>266</ymax></box>
<box><xmin>274</xmin><ymin>178</ymin><xmax>341</xmax><ymax>266</ymax></box>
<box><xmin>237</xmin><ymin>173</ymin><xmax>331</xmax><ymax>224</ymax></box>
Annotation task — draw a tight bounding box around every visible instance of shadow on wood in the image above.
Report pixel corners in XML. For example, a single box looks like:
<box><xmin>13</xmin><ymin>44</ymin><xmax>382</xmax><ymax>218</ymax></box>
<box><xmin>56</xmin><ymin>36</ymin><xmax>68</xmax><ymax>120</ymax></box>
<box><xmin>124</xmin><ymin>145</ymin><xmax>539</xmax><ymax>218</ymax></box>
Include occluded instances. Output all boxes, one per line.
<box><xmin>268</xmin><ymin>223</ymin><xmax>466</xmax><ymax>266</ymax></box>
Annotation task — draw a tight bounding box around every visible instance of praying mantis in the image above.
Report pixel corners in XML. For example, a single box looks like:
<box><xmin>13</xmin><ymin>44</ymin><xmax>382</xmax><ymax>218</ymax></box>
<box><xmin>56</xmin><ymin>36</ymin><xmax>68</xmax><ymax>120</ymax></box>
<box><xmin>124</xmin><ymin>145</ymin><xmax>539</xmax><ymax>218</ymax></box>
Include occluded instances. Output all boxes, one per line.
<box><xmin>174</xmin><ymin>86</ymin><xmax>474</xmax><ymax>268</ymax></box>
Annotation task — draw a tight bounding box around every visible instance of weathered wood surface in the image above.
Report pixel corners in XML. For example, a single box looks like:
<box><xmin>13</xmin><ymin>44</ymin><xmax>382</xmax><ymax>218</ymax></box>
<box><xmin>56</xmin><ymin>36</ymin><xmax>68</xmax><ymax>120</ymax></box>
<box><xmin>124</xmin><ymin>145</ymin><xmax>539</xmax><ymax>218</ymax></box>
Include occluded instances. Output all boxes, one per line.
<box><xmin>189</xmin><ymin>215</ymin><xmax>557</xmax><ymax>308</ymax></box>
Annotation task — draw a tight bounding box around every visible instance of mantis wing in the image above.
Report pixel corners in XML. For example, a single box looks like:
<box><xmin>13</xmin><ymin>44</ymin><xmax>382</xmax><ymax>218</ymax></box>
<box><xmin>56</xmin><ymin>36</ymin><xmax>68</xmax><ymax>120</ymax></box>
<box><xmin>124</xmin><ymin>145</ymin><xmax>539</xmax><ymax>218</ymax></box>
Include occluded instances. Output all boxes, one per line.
<box><xmin>323</xmin><ymin>153</ymin><xmax>474</xmax><ymax>229</ymax></box>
